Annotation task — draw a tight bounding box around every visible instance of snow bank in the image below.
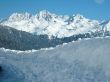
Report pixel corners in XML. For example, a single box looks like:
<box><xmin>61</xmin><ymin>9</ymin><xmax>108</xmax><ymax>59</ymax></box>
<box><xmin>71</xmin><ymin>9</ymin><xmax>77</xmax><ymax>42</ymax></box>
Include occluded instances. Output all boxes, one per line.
<box><xmin>0</xmin><ymin>37</ymin><xmax>110</xmax><ymax>82</ymax></box>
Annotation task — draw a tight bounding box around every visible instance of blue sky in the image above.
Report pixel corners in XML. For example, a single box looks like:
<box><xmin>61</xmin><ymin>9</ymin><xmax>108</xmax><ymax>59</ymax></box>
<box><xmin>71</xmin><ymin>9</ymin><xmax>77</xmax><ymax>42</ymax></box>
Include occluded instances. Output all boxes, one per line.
<box><xmin>0</xmin><ymin>0</ymin><xmax>110</xmax><ymax>20</ymax></box>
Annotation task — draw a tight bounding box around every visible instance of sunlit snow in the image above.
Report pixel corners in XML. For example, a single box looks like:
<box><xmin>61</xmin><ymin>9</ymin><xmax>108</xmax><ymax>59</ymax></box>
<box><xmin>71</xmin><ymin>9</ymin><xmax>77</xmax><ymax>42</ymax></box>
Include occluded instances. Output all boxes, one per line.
<box><xmin>0</xmin><ymin>37</ymin><xmax>110</xmax><ymax>82</ymax></box>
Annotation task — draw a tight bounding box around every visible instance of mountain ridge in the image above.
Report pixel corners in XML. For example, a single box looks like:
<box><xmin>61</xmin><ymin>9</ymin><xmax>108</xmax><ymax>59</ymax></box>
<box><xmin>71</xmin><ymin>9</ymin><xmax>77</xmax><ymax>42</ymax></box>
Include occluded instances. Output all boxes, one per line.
<box><xmin>1</xmin><ymin>10</ymin><xmax>110</xmax><ymax>38</ymax></box>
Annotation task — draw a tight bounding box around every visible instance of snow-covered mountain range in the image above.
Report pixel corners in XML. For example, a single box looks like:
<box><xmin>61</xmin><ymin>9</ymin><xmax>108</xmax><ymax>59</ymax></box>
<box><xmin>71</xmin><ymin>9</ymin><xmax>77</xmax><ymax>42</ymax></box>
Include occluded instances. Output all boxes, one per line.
<box><xmin>0</xmin><ymin>10</ymin><xmax>110</xmax><ymax>38</ymax></box>
<box><xmin>1</xmin><ymin>10</ymin><xmax>110</xmax><ymax>82</ymax></box>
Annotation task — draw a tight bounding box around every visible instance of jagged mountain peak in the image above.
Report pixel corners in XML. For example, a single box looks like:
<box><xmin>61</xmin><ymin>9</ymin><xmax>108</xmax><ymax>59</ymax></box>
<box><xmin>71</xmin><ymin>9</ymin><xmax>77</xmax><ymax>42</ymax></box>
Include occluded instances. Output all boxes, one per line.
<box><xmin>73</xmin><ymin>14</ymin><xmax>85</xmax><ymax>20</ymax></box>
<box><xmin>38</xmin><ymin>10</ymin><xmax>54</xmax><ymax>16</ymax></box>
<box><xmin>8</xmin><ymin>12</ymin><xmax>32</xmax><ymax>22</ymax></box>
<box><xmin>100</xmin><ymin>20</ymin><xmax>110</xmax><ymax>25</ymax></box>
<box><xmin>0</xmin><ymin>10</ymin><xmax>109</xmax><ymax>38</ymax></box>
<box><xmin>35</xmin><ymin>10</ymin><xmax>55</xmax><ymax>21</ymax></box>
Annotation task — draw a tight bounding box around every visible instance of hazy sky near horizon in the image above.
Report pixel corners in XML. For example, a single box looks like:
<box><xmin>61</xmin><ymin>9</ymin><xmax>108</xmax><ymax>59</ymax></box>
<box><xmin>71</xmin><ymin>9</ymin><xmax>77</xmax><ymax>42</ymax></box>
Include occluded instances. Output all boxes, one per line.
<box><xmin>0</xmin><ymin>0</ymin><xmax>110</xmax><ymax>20</ymax></box>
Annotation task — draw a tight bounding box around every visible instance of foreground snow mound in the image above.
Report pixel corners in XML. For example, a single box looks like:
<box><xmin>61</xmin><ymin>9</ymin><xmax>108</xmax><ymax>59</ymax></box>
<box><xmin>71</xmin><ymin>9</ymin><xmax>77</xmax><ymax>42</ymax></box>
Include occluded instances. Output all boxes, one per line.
<box><xmin>0</xmin><ymin>37</ymin><xmax>110</xmax><ymax>82</ymax></box>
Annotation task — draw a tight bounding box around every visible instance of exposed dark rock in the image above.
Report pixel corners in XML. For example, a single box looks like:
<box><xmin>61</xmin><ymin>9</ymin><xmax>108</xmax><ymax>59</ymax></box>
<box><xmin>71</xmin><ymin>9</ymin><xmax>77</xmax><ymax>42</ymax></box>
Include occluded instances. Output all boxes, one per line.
<box><xmin>0</xmin><ymin>66</ymin><xmax>3</xmax><ymax>72</ymax></box>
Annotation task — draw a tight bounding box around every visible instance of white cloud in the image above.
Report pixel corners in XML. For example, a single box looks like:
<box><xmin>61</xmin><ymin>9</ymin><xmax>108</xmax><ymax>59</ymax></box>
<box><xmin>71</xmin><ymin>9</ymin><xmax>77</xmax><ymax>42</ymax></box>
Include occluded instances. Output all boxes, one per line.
<box><xmin>95</xmin><ymin>0</ymin><xmax>105</xmax><ymax>4</ymax></box>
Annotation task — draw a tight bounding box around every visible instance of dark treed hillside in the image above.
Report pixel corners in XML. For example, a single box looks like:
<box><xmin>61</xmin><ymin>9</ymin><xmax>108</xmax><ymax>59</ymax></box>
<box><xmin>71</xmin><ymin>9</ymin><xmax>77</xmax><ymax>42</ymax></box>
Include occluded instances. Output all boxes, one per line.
<box><xmin>0</xmin><ymin>25</ymin><xmax>110</xmax><ymax>50</ymax></box>
<box><xmin>0</xmin><ymin>25</ymin><xmax>59</xmax><ymax>50</ymax></box>
<box><xmin>0</xmin><ymin>25</ymin><xmax>64</xmax><ymax>50</ymax></box>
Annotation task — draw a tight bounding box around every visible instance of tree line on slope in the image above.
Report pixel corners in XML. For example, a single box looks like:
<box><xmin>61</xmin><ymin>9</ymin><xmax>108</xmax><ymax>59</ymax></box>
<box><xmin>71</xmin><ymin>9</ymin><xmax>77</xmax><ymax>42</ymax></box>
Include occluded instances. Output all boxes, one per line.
<box><xmin>0</xmin><ymin>25</ymin><xmax>110</xmax><ymax>50</ymax></box>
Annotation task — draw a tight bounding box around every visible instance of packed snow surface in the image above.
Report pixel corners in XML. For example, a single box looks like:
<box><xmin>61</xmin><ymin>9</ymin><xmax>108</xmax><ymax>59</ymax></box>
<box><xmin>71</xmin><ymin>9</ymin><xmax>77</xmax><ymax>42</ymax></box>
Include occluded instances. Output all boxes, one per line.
<box><xmin>0</xmin><ymin>37</ymin><xmax>110</xmax><ymax>82</ymax></box>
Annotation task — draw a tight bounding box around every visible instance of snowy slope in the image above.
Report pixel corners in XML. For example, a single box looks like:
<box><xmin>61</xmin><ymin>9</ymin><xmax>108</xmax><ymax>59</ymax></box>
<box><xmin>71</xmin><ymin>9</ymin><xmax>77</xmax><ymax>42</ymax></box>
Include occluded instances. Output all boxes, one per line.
<box><xmin>0</xmin><ymin>37</ymin><xmax>110</xmax><ymax>82</ymax></box>
<box><xmin>1</xmin><ymin>10</ymin><xmax>110</xmax><ymax>38</ymax></box>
